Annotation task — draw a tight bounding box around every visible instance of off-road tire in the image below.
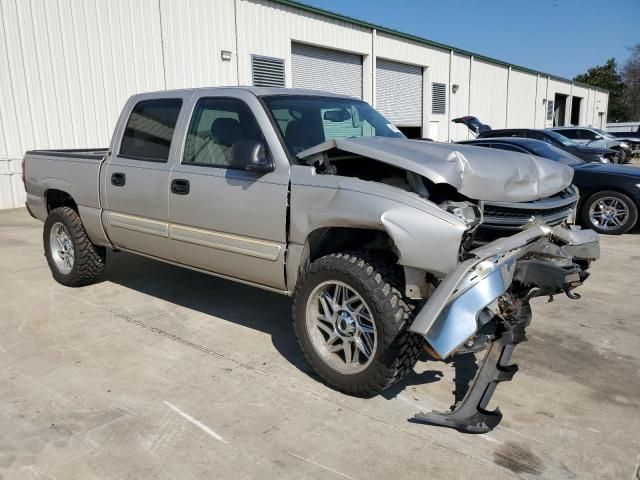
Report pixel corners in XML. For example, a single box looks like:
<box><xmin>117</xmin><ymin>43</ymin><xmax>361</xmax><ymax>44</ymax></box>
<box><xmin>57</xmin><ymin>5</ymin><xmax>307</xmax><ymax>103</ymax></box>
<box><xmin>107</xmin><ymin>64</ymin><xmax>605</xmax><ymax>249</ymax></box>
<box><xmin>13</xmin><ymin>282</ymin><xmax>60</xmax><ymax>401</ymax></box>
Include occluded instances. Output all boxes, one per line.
<box><xmin>581</xmin><ymin>190</ymin><xmax>638</xmax><ymax>235</ymax></box>
<box><xmin>43</xmin><ymin>207</ymin><xmax>106</xmax><ymax>286</ymax></box>
<box><xmin>293</xmin><ymin>252</ymin><xmax>425</xmax><ymax>397</ymax></box>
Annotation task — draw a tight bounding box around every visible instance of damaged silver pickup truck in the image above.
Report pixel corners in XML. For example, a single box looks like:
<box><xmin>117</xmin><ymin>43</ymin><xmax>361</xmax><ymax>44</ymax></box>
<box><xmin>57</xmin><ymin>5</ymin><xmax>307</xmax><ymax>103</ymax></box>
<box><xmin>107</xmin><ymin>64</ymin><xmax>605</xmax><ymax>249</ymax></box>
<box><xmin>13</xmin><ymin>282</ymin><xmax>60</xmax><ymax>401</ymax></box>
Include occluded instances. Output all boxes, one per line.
<box><xmin>24</xmin><ymin>87</ymin><xmax>599</xmax><ymax>433</ymax></box>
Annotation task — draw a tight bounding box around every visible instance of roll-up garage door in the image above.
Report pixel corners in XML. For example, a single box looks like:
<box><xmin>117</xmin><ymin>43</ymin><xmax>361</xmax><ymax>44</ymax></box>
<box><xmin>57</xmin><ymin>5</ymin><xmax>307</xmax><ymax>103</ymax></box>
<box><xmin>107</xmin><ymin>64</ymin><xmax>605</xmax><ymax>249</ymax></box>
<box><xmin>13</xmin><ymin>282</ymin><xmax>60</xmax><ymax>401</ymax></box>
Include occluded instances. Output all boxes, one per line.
<box><xmin>376</xmin><ymin>59</ymin><xmax>423</xmax><ymax>126</ymax></box>
<box><xmin>292</xmin><ymin>43</ymin><xmax>363</xmax><ymax>99</ymax></box>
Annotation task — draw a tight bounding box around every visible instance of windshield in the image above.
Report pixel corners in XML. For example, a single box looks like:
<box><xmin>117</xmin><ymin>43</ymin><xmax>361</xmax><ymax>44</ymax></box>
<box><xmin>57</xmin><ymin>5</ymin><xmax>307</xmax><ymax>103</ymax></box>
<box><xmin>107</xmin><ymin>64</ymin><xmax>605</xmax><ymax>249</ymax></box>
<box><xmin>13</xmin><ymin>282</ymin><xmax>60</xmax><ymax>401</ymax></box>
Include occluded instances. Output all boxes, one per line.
<box><xmin>262</xmin><ymin>95</ymin><xmax>404</xmax><ymax>157</ymax></box>
<box><xmin>545</xmin><ymin>129</ymin><xmax>579</xmax><ymax>147</ymax></box>
<box><xmin>527</xmin><ymin>141</ymin><xmax>584</xmax><ymax>166</ymax></box>
<box><xmin>592</xmin><ymin>128</ymin><xmax>615</xmax><ymax>139</ymax></box>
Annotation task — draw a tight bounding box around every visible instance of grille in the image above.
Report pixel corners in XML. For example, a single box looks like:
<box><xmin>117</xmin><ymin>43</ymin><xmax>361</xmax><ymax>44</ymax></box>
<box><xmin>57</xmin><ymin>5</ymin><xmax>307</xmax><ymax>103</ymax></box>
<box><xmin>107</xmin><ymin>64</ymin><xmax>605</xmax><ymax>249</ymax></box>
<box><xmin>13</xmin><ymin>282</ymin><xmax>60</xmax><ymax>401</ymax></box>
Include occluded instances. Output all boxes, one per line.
<box><xmin>478</xmin><ymin>187</ymin><xmax>578</xmax><ymax>239</ymax></box>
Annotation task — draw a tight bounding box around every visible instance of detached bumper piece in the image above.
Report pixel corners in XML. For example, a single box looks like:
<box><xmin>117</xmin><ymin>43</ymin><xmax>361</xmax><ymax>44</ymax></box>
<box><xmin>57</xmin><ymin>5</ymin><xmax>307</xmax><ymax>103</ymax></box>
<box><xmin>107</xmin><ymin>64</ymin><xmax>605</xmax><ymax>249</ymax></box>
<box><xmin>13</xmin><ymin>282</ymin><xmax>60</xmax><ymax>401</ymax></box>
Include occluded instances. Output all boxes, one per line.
<box><xmin>408</xmin><ymin>224</ymin><xmax>600</xmax><ymax>433</ymax></box>
<box><xmin>413</xmin><ymin>315</ymin><xmax>527</xmax><ymax>434</ymax></box>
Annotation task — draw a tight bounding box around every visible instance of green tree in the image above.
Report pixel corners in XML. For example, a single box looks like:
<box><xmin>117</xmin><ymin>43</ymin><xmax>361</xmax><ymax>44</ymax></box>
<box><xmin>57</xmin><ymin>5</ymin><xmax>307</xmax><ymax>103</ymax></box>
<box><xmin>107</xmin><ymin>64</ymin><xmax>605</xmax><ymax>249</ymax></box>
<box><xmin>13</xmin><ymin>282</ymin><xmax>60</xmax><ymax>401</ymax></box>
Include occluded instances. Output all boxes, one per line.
<box><xmin>621</xmin><ymin>44</ymin><xmax>640</xmax><ymax>121</ymax></box>
<box><xmin>574</xmin><ymin>58</ymin><xmax>628</xmax><ymax>122</ymax></box>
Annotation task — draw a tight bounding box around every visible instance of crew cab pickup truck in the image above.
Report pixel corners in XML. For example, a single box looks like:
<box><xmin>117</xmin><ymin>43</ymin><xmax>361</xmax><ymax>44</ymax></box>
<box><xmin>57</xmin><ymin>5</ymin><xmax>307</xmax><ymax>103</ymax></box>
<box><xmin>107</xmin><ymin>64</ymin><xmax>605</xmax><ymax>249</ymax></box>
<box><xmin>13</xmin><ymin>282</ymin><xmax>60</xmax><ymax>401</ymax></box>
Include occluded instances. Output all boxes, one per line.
<box><xmin>24</xmin><ymin>87</ymin><xmax>600</xmax><ymax>433</ymax></box>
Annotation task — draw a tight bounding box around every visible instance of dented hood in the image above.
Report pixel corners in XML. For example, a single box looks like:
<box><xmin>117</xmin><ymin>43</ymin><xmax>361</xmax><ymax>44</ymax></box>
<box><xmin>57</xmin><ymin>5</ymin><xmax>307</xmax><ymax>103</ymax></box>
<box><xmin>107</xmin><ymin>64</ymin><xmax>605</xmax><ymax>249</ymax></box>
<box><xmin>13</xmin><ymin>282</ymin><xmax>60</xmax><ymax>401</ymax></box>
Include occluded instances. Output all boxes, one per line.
<box><xmin>298</xmin><ymin>137</ymin><xmax>574</xmax><ymax>202</ymax></box>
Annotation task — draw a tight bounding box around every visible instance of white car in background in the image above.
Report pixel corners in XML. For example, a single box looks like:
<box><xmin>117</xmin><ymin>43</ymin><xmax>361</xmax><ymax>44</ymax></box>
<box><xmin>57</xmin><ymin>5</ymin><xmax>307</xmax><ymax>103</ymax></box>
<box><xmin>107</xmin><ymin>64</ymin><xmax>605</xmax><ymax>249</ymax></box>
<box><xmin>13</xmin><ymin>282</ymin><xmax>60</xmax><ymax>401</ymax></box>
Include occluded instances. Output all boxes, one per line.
<box><xmin>551</xmin><ymin>127</ymin><xmax>632</xmax><ymax>163</ymax></box>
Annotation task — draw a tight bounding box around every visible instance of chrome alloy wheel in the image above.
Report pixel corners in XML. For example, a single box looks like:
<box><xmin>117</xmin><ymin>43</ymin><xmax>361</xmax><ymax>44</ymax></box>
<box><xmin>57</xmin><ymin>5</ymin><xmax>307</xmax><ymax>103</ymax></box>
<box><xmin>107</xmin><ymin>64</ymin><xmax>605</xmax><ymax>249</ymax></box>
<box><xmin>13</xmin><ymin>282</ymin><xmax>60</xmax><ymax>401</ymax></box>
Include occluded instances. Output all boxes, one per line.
<box><xmin>305</xmin><ymin>280</ymin><xmax>378</xmax><ymax>375</ymax></box>
<box><xmin>589</xmin><ymin>196</ymin><xmax>630</xmax><ymax>231</ymax></box>
<box><xmin>49</xmin><ymin>222</ymin><xmax>74</xmax><ymax>274</ymax></box>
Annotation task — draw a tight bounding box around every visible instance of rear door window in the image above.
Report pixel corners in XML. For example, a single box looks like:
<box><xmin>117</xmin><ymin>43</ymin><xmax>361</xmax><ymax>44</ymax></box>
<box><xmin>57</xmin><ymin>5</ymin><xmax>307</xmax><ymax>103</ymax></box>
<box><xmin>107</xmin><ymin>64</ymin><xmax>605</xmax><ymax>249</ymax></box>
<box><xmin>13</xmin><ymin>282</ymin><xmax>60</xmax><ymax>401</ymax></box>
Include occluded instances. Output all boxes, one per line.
<box><xmin>559</xmin><ymin>129</ymin><xmax>580</xmax><ymax>139</ymax></box>
<box><xmin>119</xmin><ymin>99</ymin><xmax>183</xmax><ymax>162</ymax></box>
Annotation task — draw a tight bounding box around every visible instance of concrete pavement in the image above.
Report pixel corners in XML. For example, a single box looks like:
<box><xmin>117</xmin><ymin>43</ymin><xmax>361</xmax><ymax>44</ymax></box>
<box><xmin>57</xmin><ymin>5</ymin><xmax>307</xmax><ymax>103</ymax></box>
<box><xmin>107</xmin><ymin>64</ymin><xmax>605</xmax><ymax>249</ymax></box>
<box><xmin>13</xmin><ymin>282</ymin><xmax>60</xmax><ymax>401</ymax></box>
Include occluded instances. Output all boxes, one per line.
<box><xmin>1</xmin><ymin>208</ymin><xmax>639</xmax><ymax>479</ymax></box>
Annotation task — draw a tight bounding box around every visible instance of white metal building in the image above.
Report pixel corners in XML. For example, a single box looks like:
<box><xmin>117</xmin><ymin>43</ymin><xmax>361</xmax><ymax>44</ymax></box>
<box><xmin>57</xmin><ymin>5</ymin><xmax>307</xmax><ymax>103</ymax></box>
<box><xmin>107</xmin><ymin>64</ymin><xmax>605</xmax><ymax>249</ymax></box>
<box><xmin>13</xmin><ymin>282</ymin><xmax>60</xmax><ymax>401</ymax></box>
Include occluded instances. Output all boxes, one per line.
<box><xmin>0</xmin><ymin>0</ymin><xmax>610</xmax><ymax>209</ymax></box>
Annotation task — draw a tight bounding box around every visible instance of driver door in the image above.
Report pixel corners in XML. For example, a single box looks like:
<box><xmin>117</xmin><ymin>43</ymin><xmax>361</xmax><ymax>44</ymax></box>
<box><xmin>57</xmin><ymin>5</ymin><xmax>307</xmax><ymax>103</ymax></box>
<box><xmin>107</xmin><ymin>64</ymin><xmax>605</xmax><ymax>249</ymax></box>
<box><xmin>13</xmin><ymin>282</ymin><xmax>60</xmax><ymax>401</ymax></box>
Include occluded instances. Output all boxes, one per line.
<box><xmin>168</xmin><ymin>92</ymin><xmax>289</xmax><ymax>290</ymax></box>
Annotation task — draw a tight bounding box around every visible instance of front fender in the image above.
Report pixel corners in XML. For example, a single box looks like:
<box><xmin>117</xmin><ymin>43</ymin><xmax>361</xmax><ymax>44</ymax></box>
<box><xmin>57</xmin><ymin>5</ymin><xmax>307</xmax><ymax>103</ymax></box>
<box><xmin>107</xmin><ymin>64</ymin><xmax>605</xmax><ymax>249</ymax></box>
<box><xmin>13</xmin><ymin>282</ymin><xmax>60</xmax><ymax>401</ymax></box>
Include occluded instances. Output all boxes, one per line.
<box><xmin>288</xmin><ymin>166</ymin><xmax>467</xmax><ymax>281</ymax></box>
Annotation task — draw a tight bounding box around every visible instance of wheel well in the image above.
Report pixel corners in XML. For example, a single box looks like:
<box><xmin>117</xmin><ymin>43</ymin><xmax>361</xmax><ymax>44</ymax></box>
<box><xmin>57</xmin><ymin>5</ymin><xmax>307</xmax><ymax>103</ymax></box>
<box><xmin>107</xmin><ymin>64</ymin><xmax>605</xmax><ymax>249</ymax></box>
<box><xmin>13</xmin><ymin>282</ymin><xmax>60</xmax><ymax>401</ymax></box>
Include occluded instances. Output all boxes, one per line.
<box><xmin>45</xmin><ymin>189</ymin><xmax>77</xmax><ymax>213</ymax></box>
<box><xmin>579</xmin><ymin>187</ymin><xmax>639</xmax><ymax>207</ymax></box>
<box><xmin>306</xmin><ymin>227</ymin><xmax>398</xmax><ymax>264</ymax></box>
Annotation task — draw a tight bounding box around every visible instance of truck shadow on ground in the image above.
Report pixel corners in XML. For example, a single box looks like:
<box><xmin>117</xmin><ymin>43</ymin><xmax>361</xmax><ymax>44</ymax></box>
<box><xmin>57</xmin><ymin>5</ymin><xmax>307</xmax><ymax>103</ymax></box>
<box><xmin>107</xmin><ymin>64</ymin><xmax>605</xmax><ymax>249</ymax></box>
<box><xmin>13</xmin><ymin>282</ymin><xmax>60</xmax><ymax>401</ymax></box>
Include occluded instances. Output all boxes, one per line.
<box><xmin>101</xmin><ymin>250</ymin><xmax>477</xmax><ymax>398</ymax></box>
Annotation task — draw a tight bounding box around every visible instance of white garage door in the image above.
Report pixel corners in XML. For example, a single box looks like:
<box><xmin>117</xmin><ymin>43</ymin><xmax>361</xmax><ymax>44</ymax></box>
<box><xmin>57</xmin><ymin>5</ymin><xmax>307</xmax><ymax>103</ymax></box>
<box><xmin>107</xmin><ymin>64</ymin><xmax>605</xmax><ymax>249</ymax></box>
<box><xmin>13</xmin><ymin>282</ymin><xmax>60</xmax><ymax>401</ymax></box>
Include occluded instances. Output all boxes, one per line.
<box><xmin>376</xmin><ymin>59</ymin><xmax>423</xmax><ymax>126</ymax></box>
<box><xmin>292</xmin><ymin>43</ymin><xmax>363</xmax><ymax>99</ymax></box>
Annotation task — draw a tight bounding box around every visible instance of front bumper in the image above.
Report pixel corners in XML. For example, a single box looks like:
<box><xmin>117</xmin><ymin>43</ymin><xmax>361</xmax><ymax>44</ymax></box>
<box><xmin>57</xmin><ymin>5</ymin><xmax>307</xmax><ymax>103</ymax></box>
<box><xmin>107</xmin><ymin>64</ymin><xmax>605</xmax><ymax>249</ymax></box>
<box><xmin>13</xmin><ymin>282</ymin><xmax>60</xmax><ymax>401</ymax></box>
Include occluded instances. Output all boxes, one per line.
<box><xmin>410</xmin><ymin>224</ymin><xmax>599</xmax><ymax>357</ymax></box>
<box><xmin>409</xmin><ymin>224</ymin><xmax>599</xmax><ymax>433</ymax></box>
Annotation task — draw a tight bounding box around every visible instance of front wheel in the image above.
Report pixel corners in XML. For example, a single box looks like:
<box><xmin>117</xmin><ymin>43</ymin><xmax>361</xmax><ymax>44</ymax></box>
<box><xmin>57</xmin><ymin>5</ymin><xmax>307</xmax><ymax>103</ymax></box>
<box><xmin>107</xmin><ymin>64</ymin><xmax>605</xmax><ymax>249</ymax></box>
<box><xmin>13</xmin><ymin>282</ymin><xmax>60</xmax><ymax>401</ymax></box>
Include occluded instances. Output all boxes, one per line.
<box><xmin>581</xmin><ymin>190</ymin><xmax>638</xmax><ymax>235</ymax></box>
<box><xmin>44</xmin><ymin>207</ymin><xmax>106</xmax><ymax>286</ymax></box>
<box><xmin>292</xmin><ymin>252</ymin><xmax>425</xmax><ymax>397</ymax></box>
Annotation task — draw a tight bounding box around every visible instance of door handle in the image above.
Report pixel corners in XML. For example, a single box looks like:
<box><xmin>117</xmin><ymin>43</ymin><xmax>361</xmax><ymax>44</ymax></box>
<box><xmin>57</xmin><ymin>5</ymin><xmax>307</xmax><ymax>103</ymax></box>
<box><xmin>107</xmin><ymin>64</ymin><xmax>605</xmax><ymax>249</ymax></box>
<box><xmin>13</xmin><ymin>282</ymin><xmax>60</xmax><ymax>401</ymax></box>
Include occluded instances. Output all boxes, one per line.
<box><xmin>111</xmin><ymin>172</ymin><xmax>126</xmax><ymax>187</ymax></box>
<box><xmin>171</xmin><ymin>179</ymin><xmax>190</xmax><ymax>195</ymax></box>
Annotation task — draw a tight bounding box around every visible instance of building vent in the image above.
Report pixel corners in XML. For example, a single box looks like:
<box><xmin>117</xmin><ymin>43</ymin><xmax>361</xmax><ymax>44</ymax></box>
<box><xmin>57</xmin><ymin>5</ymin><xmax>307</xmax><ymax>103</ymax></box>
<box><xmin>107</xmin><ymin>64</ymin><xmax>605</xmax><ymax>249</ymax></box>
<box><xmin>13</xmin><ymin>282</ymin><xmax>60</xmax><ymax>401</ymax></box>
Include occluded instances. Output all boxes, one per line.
<box><xmin>252</xmin><ymin>55</ymin><xmax>285</xmax><ymax>87</ymax></box>
<box><xmin>431</xmin><ymin>83</ymin><xmax>447</xmax><ymax>115</ymax></box>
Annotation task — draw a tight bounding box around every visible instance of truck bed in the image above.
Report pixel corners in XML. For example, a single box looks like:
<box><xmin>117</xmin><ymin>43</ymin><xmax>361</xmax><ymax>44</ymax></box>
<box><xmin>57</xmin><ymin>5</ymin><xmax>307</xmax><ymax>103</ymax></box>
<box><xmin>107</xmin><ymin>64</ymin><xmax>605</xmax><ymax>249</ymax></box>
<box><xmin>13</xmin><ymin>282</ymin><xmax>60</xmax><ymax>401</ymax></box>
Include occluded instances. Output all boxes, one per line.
<box><xmin>24</xmin><ymin>148</ymin><xmax>109</xmax><ymax>228</ymax></box>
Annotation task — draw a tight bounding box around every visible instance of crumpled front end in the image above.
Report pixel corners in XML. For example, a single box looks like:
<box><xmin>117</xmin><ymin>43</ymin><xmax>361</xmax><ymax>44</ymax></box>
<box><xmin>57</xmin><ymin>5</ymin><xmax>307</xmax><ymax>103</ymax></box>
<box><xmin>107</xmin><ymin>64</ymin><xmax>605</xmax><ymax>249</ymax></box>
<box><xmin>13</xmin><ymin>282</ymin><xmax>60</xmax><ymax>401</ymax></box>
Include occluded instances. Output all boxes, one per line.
<box><xmin>409</xmin><ymin>224</ymin><xmax>599</xmax><ymax>433</ymax></box>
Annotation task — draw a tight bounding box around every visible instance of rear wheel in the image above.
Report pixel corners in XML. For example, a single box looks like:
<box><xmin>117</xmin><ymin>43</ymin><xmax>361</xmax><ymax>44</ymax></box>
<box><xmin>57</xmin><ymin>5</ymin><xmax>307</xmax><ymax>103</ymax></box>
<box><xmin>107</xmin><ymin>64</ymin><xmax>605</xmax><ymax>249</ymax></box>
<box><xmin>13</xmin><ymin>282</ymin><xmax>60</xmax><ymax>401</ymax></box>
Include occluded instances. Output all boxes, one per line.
<box><xmin>581</xmin><ymin>190</ymin><xmax>638</xmax><ymax>235</ymax></box>
<box><xmin>293</xmin><ymin>252</ymin><xmax>425</xmax><ymax>397</ymax></box>
<box><xmin>44</xmin><ymin>207</ymin><xmax>106</xmax><ymax>286</ymax></box>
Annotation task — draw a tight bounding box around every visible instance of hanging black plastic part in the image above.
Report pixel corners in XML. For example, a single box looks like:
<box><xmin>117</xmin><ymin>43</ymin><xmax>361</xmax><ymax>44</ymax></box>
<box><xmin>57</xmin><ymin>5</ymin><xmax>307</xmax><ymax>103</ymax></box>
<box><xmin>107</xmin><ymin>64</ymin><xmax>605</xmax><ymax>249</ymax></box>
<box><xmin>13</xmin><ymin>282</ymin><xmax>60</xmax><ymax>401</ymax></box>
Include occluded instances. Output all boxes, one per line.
<box><xmin>411</xmin><ymin>320</ymin><xmax>527</xmax><ymax>434</ymax></box>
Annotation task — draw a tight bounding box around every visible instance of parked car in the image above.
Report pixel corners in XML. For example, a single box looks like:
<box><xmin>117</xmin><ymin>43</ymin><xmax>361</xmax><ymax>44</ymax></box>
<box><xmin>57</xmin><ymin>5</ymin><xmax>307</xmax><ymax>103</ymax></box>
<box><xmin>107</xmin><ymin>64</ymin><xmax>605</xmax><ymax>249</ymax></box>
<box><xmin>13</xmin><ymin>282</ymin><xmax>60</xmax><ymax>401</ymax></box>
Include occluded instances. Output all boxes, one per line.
<box><xmin>460</xmin><ymin>137</ymin><xmax>640</xmax><ymax>234</ymax></box>
<box><xmin>550</xmin><ymin>126</ymin><xmax>632</xmax><ymax>163</ymax></box>
<box><xmin>606</xmin><ymin>126</ymin><xmax>640</xmax><ymax>158</ymax></box>
<box><xmin>452</xmin><ymin>116</ymin><xmax>620</xmax><ymax>163</ymax></box>
<box><xmin>23</xmin><ymin>87</ymin><xmax>599</xmax><ymax>433</ymax></box>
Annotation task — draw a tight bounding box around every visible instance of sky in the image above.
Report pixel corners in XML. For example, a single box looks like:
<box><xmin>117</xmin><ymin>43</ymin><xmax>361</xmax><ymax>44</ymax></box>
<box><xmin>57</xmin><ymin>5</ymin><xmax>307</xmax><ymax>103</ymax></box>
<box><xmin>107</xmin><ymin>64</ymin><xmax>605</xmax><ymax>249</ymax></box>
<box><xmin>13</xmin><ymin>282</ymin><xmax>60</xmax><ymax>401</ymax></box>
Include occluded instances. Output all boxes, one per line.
<box><xmin>300</xmin><ymin>0</ymin><xmax>639</xmax><ymax>79</ymax></box>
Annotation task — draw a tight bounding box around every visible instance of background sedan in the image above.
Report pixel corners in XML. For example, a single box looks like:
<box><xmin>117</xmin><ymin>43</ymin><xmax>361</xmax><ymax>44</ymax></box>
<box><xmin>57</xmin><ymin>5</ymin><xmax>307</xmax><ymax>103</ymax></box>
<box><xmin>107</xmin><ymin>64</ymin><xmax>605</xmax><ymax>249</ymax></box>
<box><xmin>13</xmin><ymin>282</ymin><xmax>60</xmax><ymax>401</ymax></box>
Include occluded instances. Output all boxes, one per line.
<box><xmin>459</xmin><ymin>137</ymin><xmax>640</xmax><ymax>234</ymax></box>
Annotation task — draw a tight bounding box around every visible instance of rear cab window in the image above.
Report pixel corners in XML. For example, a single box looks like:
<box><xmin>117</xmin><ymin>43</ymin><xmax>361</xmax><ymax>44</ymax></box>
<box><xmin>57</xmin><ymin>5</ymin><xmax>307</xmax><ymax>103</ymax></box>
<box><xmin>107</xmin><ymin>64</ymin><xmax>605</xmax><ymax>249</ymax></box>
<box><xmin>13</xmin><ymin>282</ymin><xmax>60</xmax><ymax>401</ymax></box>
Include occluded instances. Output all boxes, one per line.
<box><xmin>119</xmin><ymin>99</ymin><xmax>183</xmax><ymax>162</ymax></box>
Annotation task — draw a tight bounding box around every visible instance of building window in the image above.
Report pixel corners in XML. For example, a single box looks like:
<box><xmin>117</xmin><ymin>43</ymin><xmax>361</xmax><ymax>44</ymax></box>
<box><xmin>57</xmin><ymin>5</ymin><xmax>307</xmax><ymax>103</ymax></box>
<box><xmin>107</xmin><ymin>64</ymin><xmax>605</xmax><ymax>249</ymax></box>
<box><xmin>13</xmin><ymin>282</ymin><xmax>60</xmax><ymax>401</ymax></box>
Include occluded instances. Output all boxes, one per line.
<box><xmin>119</xmin><ymin>99</ymin><xmax>182</xmax><ymax>162</ymax></box>
<box><xmin>252</xmin><ymin>55</ymin><xmax>285</xmax><ymax>88</ymax></box>
<box><xmin>546</xmin><ymin>100</ymin><xmax>554</xmax><ymax>121</ymax></box>
<box><xmin>431</xmin><ymin>83</ymin><xmax>446</xmax><ymax>115</ymax></box>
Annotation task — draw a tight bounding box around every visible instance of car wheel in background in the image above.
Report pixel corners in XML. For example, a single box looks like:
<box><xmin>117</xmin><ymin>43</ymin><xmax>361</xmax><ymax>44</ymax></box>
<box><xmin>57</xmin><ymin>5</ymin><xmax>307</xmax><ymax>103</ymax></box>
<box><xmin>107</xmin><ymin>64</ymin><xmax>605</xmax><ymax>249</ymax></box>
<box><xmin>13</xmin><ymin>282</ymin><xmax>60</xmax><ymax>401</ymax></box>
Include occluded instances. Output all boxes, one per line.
<box><xmin>581</xmin><ymin>190</ymin><xmax>638</xmax><ymax>235</ymax></box>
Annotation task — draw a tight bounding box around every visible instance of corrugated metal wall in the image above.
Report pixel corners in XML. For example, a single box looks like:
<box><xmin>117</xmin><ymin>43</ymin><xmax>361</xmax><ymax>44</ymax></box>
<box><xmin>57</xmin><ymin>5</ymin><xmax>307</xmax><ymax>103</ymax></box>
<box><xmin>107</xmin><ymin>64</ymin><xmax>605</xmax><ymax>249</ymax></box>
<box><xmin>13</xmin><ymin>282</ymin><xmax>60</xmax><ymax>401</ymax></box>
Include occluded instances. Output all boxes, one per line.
<box><xmin>507</xmin><ymin>70</ymin><xmax>538</xmax><ymax>127</ymax></box>
<box><xmin>0</xmin><ymin>0</ymin><xmax>610</xmax><ymax>208</ymax></box>
<box><xmin>469</xmin><ymin>59</ymin><xmax>509</xmax><ymax>130</ymax></box>
<box><xmin>449</xmin><ymin>54</ymin><xmax>471</xmax><ymax>141</ymax></box>
<box><xmin>160</xmin><ymin>0</ymin><xmax>238</xmax><ymax>89</ymax></box>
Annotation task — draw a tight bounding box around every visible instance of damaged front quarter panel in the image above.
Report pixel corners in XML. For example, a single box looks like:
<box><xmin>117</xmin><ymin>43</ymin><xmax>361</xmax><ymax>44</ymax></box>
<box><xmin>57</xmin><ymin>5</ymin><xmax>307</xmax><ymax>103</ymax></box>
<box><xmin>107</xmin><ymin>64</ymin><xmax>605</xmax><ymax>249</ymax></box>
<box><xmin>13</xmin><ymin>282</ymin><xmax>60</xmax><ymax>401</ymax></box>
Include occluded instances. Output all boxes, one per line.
<box><xmin>286</xmin><ymin>164</ymin><xmax>469</xmax><ymax>288</ymax></box>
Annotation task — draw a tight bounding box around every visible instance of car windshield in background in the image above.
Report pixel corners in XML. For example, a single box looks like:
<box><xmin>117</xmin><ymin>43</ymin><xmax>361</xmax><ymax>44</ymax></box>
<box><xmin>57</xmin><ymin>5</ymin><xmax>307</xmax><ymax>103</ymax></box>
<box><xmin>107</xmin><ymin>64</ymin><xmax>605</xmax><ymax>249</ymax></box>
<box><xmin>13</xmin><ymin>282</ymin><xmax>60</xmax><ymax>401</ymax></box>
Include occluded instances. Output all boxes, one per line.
<box><xmin>545</xmin><ymin>129</ymin><xmax>579</xmax><ymax>147</ymax></box>
<box><xmin>527</xmin><ymin>141</ymin><xmax>584</xmax><ymax>166</ymax></box>
<box><xmin>593</xmin><ymin>128</ymin><xmax>616</xmax><ymax>139</ymax></box>
<box><xmin>262</xmin><ymin>95</ymin><xmax>404</xmax><ymax>157</ymax></box>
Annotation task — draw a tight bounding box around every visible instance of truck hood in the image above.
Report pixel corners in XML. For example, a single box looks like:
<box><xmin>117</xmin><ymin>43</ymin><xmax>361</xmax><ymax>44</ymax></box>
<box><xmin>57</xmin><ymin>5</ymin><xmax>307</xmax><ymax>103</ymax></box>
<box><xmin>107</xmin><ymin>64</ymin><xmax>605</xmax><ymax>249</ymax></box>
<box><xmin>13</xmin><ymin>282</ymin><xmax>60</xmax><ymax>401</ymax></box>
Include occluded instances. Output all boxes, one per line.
<box><xmin>297</xmin><ymin>137</ymin><xmax>573</xmax><ymax>202</ymax></box>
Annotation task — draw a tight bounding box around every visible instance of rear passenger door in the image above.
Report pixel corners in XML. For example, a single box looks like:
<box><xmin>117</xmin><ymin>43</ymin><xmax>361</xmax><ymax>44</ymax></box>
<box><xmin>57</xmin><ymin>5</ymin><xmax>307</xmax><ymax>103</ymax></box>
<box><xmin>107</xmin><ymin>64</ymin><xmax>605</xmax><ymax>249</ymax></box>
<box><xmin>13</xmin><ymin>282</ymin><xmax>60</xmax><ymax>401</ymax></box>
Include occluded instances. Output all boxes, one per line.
<box><xmin>101</xmin><ymin>93</ymin><xmax>189</xmax><ymax>260</ymax></box>
<box><xmin>168</xmin><ymin>91</ymin><xmax>290</xmax><ymax>290</ymax></box>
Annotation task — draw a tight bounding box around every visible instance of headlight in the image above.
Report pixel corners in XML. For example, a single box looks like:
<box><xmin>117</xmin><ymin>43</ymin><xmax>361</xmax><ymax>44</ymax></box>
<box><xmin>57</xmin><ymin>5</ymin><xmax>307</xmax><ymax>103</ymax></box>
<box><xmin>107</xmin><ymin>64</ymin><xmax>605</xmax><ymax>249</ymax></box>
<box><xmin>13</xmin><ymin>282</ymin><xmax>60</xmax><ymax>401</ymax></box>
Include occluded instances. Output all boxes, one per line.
<box><xmin>439</xmin><ymin>201</ymin><xmax>483</xmax><ymax>228</ymax></box>
<box><xmin>620</xmin><ymin>142</ymin><xmax>630</xmax><ymax>149</ymax></box>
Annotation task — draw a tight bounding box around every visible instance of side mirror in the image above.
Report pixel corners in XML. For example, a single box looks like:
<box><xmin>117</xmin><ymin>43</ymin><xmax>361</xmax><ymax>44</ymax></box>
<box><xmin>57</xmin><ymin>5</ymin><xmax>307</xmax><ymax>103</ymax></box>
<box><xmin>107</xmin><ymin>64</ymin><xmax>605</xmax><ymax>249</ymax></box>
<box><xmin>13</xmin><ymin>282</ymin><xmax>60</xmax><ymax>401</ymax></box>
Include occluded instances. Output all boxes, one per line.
<box><xmin>593</xmin><ymin>134</ymin><xmax>602</xmax><ymax>140</ymax></box>
<box><xmin>228</xmin><ymin>140</ymin><xmax>274</xmax><ymax>173</ymax></box>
